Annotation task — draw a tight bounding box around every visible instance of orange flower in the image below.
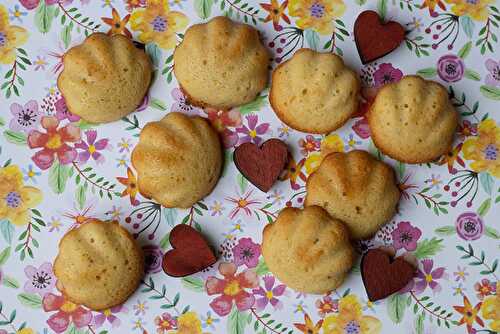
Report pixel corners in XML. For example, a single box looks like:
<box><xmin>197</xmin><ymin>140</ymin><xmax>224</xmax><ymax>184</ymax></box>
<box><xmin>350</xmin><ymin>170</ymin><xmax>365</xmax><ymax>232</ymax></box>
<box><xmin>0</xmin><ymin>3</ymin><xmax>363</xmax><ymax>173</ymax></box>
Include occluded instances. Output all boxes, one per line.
<box><xmin>117</xmin><ymin>167</ymin><xmax>140</xmax><ymax>205</ymax></box>
<box><xmin>421</xmin><ymin>0</ymin><xmax>446</xmax><ymax>14</ymax></box>
<box><xmin>102</xmin><ymin>8</ymin><xmax>132</xmax><ymax>38</ymax></box>
<box><xmin>260</xmin><ymin>0</ymin><xmax>290</xmax><ymax>30</ymax></box>
<box><xmin>280</xmin><ymin>156</ymin><xmax>306</xmax><ymax>190</ymax></box>
<box><xmin>438</xmin><ymin>143</ymin><xmax>465</xmax><ymax>174</ymax></box>
<box><xmin>294</xmin><ymin>313</ymin><xmax>323</xmax><ymax>334</ymax></box>
<box><xmin>453</xmin><ymin>295</ymin><xmax>484</xmax><ymax>334</ymax></box>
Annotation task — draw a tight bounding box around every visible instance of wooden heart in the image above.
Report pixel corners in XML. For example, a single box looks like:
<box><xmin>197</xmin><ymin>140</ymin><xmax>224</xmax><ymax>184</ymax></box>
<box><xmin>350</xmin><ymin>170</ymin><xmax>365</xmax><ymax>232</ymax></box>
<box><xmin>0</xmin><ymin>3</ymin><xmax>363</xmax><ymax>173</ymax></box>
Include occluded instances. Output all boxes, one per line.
<box><xmin>354</xmin><ymin>10</ymin><xmax>405</xmax><ymax>64</ymax></box>
<box><xmin>234</xmin><ymin>139</ymin><xmax>288</xmax><ymax>192</ymax></box>
<box><xmin>361</xmin><ymin>249</ymin><xmax>415</xmax><ymax>301</ymax></box>
<box><xmin>162</xmin><ymin>224</ymin><xmax>217</xmax><ymax>277</ymax></box>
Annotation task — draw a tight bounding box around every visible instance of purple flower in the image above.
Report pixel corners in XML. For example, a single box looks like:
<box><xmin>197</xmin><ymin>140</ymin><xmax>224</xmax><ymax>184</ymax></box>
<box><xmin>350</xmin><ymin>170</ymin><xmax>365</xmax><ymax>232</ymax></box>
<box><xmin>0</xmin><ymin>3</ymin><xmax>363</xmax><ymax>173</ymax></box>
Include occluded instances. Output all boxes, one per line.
<box><xmin>232</xmin><ymin>237</ymin><xmax>261</xmax><ymax>268</ymax></box>
<box><xmin>485</xmin><ymin>59</ymin><xmax>500</xmax><ymax>87</ymax></box>
<box><xmin>456</xmin><ymin>212</ymin><xmax>484</xmax><ymax>241</ymax></box>
<box><xmin>391</xmin><ymin>221</ymin><xmax>422</xmax><ymax>251</ymax></box>
<box><xmin>437</xmin><ymin>54</ymin><xmax>465</xmax><ymax>82</ymax></box>
<box><xmin>373</xmin><ymin>63</ymin><xmax>403</xmax><ymax>87</ymax></box>
<box><xmin>23</xmin><ymin>262</ymin><xmax>56</xmax><ymax>296</ymax></box>
<box><xmin>9</xmin><ymin>100</ymin><xmax>41</xmax><ymax>133</ymax></box>
<box><xmin>413</xmin><ymin>259</ymin><xmax>446</xmax><ymax>294</ymax></box>
<box><xmin>143</xmin><ymin>245</ymin><xmax>163</xmax><ymax>274</ymax></box>
<box><xmin>236</xmin><ymin>115</ymin><xmax>270</xmax><ymax>145</ymax></box>
<box><xmin>170</xmin><ymin>88</ymin><xmax>203</xmax><ymax>115</ymax></box>
<box><xmin>55</xmin><ymin>97</ymin><xmax>80</xmax><ymax>122</ymax></box>
<box><xmin>93</xmin><ymin>305</ymin><xmax>127</xmax><ymax>328</ymax></box>
<box><xmin>136</xmin><ymin>93</ymin><xmax>150</xmax><ymax>112</ymax></box>
<box><xmin>75</xmin><ymin>130</ymin><xmax>111</xmax><ymax>164</ymax></box>
<box><xmin>253</xmin><ymin>275</ymin><xmax>286</xmax><ymax>310</ymax></box>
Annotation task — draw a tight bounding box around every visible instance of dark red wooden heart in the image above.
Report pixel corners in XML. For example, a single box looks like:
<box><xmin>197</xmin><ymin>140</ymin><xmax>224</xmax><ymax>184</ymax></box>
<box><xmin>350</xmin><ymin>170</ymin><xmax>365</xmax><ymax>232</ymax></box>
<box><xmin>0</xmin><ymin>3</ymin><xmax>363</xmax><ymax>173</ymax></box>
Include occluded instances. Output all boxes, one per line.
<box><xmin>162</xmin><ymin>224</ymin><xmax>216</xmax><ymax>277</ymax></box>
<box><xmin>354</xmin><ymin>10</ymin><xmax>405</xmax><ymax>64</ymax></box>
<box><xmin>361</xmin><ymin>249</ymin><xmax>415</xmax><ymax>301</ymax></box>
<box><xmin>234</xmin><ymin>139</ymin><xmax>288</xmax><ymax>192</ymax></box>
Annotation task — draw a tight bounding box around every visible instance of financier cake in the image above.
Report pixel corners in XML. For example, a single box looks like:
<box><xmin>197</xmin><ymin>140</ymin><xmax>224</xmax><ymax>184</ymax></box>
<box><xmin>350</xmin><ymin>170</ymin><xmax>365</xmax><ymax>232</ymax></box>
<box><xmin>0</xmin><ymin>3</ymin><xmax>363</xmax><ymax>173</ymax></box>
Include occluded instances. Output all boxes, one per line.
<box><xmin>262</xmin><ymin>206</ymin><xmax>355</xmax><ymax>294</ymax></box>
<box><xmin>305</xmin><ymin>150</ymin><xmax>400</xmax><ymax>240</ymax></box>
<box><xmin>53</xmin><ymin>219</ymin><xmax>144</xmax><ymax>310</ymax></box>
<box><xmin>131</xmin><ymin>112</ymin><xmax>222</xmax><ymax>208</ymax></box>
<box><xmin>368</xmin><ymin>75</ymin><xmax>458</xmax><ymax>163</ymax></box>
<box><xmin>269</xmin><ymin>48</ymin><xmax>360</xmax><ymax>134</ymax></box>
<box><xmin>174</xmin><ymin>16</ymin><xmax>269</xmax><ymax>109</ymax></box>
<box><xmin>58</xmin><ymin>32</ymin><xmax>152</xmax><ymax>123</ymax></box>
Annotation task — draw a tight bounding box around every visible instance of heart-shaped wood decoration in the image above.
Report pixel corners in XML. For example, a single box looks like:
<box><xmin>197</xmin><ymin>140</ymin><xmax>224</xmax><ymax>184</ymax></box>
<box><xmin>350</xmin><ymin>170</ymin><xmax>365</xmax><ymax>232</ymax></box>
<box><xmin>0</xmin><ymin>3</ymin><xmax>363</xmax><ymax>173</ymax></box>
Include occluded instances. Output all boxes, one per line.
<box><xmin>234</xmin><ymin>139</ymin><xmax>288</xmax><ymax>192</ymax></box>
<box><xmin>162</xmin><ymin>224</ymin><xmax>217</xmax><ymax>277</ymax></box>
<box><xmin>361</xmin><ymin>248</ymin><xmax>416</xmax><ymax>301</ymax></box>
<box><xmin>354</xmin><ymin>10</ymin><xmax>405</xmax><ymax>64</ymax></box>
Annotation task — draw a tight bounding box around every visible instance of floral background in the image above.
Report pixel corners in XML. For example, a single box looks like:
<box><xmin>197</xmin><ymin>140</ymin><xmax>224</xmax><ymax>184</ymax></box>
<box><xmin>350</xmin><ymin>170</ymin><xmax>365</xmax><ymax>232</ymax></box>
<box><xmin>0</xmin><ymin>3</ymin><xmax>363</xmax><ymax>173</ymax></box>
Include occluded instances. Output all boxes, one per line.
<box><xmin>0</xmin><ymin>0</ymin><xmax>499</xmax><ymax>333</ymax></box>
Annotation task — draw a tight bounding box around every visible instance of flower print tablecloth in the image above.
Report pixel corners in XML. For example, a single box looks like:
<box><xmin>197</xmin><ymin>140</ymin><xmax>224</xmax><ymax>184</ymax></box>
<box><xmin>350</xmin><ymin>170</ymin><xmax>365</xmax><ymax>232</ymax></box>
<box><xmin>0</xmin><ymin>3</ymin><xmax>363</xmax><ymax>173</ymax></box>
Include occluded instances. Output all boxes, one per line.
<box><xmin>0</xmin><ymin>0</ymin><xmax>499</xmax><ymax>333</ymax></box>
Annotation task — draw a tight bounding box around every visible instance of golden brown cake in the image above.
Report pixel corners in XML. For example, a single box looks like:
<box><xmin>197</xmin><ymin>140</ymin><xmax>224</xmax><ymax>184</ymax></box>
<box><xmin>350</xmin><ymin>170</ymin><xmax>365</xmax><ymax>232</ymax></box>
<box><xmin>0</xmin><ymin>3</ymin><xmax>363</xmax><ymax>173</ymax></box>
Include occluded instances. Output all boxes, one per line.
<box><xmin>262</xmin><ymin>206</ymin><xmax>355</xmax><ymax>294</ymax></box>
<box><xmin>58</xmin><ymin>33</ymin><xmax>152</xmax><ymax>123</ymax></box>
<box><xmin>53</xmin><ymin>219</ymin><xmax>144</xmax><ymax>310</ymax></box>
<box><xmin>131</xmin><ymin>112</ymin><xmax>222</xmax><ymax>208</ymax></box>
<box><xmin>173</xmin><ymin>16</ymin><xmax>269</xmax><ymax>109</ymax></box>
<box><xmin>269</xmin><ymin>48</ymin><xmax>360</xmax><ymax>134</ymax></box>
<box><xmin>368</xmin><ymin>75</ymin><xmax>458</xmax><ymax>163</ymax></box>
<box><xmin>305</xmin><ymin>150</ymin><xmax>400</xmax><ymax>240</ymax></box>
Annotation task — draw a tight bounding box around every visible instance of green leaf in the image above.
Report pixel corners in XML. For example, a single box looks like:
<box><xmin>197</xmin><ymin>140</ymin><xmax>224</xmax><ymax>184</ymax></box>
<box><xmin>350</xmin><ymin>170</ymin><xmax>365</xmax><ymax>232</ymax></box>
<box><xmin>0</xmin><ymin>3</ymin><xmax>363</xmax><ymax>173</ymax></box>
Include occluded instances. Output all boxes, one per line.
<box><xmin>480</xmin><ymin>85</ymin><xmax>500</xmax><ymax>100</ymax></box>
<box><xmin>485</xmin><ymin>226</ymin><xmax>500</xmax><ymax>239</ymax></box>
<box><xmin>75</xmin><ymin>184</ymin><xmax>86</xmax><ymax>210</ymax></box>
<box><xmin>239</xmin><ymin>94</ymin><xmax>267</xmax><ymax>114</ymax></box>
<box><xmin>416</xmin><ymin>68</ymin><xmax>437</xmax><ymax>78</ymax></box>
<box><xmin>304</xmin><ymin>29</ymin><xmax>320</xmax><ymax>51</ymax></box>
<box><xmin>477</xmin><ymin>198</ymin><xmax>491</xmax><ymax>217</ymax></box>
<box><xmin>2</xmin><ymin>275</ymin><xmax>20</xmax><ymax>289</ymax></box>
<box><xmin>415</xmin><ymin>313</ymin><xmax>425</xmax><ymax>334</ymax></box>
<box><xmin>0</xmin><ymin>247</ymin><xmax>11</xmax><ymax>266</ymax></box>
<box><xmin>194</xmin><ymin>0</ymin><xmax>214</xmax><ymax>19</ymax></box>
<box><xmin>35</xmin><ymin>0</ymin><xmax>55</xmax><ymax>33</ymax></box>
<box><xmin>181</xmin><ymin>277</ymin><xmax>205</xmax><ymax>292</ymax></box>
<box><xmin>387</xmin><ymin>293</ymin><xmax>407</xmax><ymax>323</ymax></box>
<box><xmin>228</xmin><ymin>307</ymin><xmax>248</xmax><ymax>334</ymax></box>
<box><xmin>458</xmin><ymin>41</ymin><xmax>472</xmax><ymax>59</ymax></box>
<box><xmin>459</xmin><ymin>16</ymin><xmax>475</xmax><ymax>39</ymax></box>
<box><xmin>354</xmin><ymin>0</ymin><xmax>367</xmax><ymax>4</ymax></box>
<box><xmin>17</xmin><ymin>293</ymin><xmax>42</xmax><ymax>308</ymax></box>
<box><xmin>3</xmin><ymin>130</ymin><xmax>27</xmax><ymax>145</ymax></box>
<box><xmin>150</xmin><ymin>97</ymin><xmax>167</xmax><ymax>111</ymax></box>
<box><xmin>61</xmin><ymin>25</ymin><xmax>72</xmax><ymax>49</ymax></box>
<box><xmin>48</xmin><ymin>161</ymin><xmax>70</xmax><ymax>194</ymax></box>
<box><xmin>159</xmin><ymin>232</ymin><xmax>170</xmax><ymax>250</ymax></box>
<box><xmin>0</xmin><ymin>219</ymin><xmax>14</xmax><ymax>244</ymax></box>
<box><xmin>464</xmin><ymin>69</ymin><xmax>481</xmax><ymax>81</ymax></box>
<box><xmin>434</xmin><ymin>225</ymin><xmax>455</xmax><ymax>236</ymax></box>
<box><xmin>255</xmin><ymin>258</ymin><xmax>269</xmax><ymax>276</ymax></box>
<box><xmin>237</xmin><ymin>173</ymin><xmax>248</xmax><ymax>193</ymax></box>
<box><xmin>145</xmin><ymin>43</ymin><xmax>161</xmax><ymax>67</ymax></box>
<box><xmin>377</xmin><ymin>0</ymin><xmax>388</xmax><ymax>21</ymax></box>
<box><xmin>479</xmin><ymin>172</ymin><xmax>494</xmax><ymax>195</ymax></box>
<box><xmin>414</xmin><ymin>238</ymin><xmax>444</xmax><ymax>259</ymax></box>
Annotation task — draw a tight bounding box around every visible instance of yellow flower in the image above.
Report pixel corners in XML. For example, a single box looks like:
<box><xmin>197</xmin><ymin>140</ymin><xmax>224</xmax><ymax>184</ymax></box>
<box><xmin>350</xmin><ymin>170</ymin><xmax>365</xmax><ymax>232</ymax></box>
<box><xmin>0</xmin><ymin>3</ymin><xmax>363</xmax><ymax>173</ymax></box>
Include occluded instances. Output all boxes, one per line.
<box><xmin>130</xmin><ymin>0</ymin><xmax>188</xmax><ymax>49</ymax></box>
<box><xmin>0</xmin><ymin>165</ymin><xmax>42</xmax><ymax>226</ymax></box>
<box><xmin>463</xmin><ymin>119</ymin><xmax>500</xmax><ymax>177</ymax></box>
<box><xmin>482</xmin><ymin>281</ymin><xmax>500</xmax><ymax>332</ymax></box>
<box><xmin>0</xmin><ymin>5</ymin><xmax>28</xmax><ymax>64</ymax></box>
<box><xmin>445</xmin><ymin>0</ymin><xmax>494</xmax><ymax>21</ymax></box>
<box><xmin>305</xmin><ymin>134</ymin><xmax>344</xmax><ymax>174</ymax></box>
<box><xmin>322</xmin><ymin>295</ymin><xmax>381</xmax><ymax>334</ymax></box>
<box><xmin>17</xmin><ymin>328</ymin><xmax>34</xmax><ymax>334</ymax></box>
<box><xmin>288</xmin><ymin>0</ymin><xmax>346</xmax><ymax>35</ymax></box>
<box><xmin>168</xmin><ymin>312</ymin><xmax>209</xmax><ymax>334</ymax></box>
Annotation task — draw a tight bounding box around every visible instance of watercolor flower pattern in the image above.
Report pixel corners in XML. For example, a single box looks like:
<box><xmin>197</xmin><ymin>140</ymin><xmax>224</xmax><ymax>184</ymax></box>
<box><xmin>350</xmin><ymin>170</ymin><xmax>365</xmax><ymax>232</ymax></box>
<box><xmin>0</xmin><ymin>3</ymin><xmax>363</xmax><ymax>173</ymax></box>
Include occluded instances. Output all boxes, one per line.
<box><xmin>453</xmin><ymin>295</ymin><xmax>484</xmax><ymax>333</ymax></box>
<box><xmin>42</xmin><ymin>293</ymin><xmax>93</xmax><ymax>333</ymax></box>
<box><xmin>9</xmin><ymin>100</ymin><xmax>41</xmax><ymax>133</ymax></box>
<box><xmin>117</xmin><ymin>167</ymin><xmax>140</xmax><ymax>206</ymax></box>
<box><xmin>463</xmin><ymin>119</ymin><xmax>500</xmax><ymax>177</ymax></box>
<box><xmin>23</xmin><ymin>262</ymin><xmax>55</xmax><ymax>296</ymax></box>
<box><xmin>93</xmin><ymin>305</ymin><xmax>126</xmax><ymax>328</ymax></box>
<box><xmin>445</xmin><ymin>0</ymin><xmax>494</xmax><ymax>21</ymax></box>
<box><xmin>54</xmin><ymin>97</ymin><xmax>80</xmax><ymax>122</ymax></box>
<box><xmin>485</xmin><ymin>58</ymin><xmax>500</xmax><ymax>87</ymax></box>
<box><xmin>294</xmin><ymin>313</ymin><xmax>323</xmax><ymax>334</ymax></box>
<box><xmin>75</xmin><ymin>130</ymin><xmax>111</xmax><ymax>165</ymax></box>
<box><xmin>455</xmin><ymin>212</ymin><xmax>484</xmax><ymax>240</ymax></box>
<box><xmin>288</xmin><ymin>0</ymin><xmax>346</xmax><ymax>35</ymax></box>
<box><xmin>437</xmin><ymin>54</ymin><xmax>465</xmax><ymax>82</ymax></box>
<box><xmin>260</xmin><ymin>0</ymin><xmax>290</xmax><ymax>30</ymax></box>
<box><xmin>155</xmin><ymin>312</ymin><xmax>177</xmax><ymax>333</ymax></box>
<box><xmin>481</xmin><ymin>281</ymin><xmax>500</xmax><ymax>332</ymax></box>
<box><xmin>236</xmin><ymin>114</ymin><xmax>270</xmax><ymax>145</ymax></box>
<box><xmin>391</xmin><ymin>221</ymin><xmax>422</xmax><ymax>251</ymax></box>
<box><xmin>414</xmin><ymin>259</ymin><xmax>447</xmax><ymax>294</ymax></box>
<box><xmin>101</xmin><ymin>7</ymin><xmax>132</xmax><ymax>38</ymax></box>
<box><xmin>253</xmin><ymin>275</ymin><xmax>286</xmax><ymax>310</ymax></box>
<box><xmin>232</xmin><ymin>237</ymin><xmax>261</xmax><ymax>268</ymax></box>
<box><xmin>373</xmin><ymin>63</ymin><xmax>403</xmax><ymax>87</ymax></box>
<box><xmin>0</xmin><ymin>4</ymin><xmax>28</xmax><ymax>64</ymax></box>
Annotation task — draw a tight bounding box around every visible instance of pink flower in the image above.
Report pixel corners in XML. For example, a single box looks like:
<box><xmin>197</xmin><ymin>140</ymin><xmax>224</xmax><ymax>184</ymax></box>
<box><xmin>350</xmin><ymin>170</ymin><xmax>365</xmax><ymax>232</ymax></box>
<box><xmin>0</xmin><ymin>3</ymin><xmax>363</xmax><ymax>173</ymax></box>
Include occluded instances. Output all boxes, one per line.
<box><xmin>170</xmin><ymin>88</ymin><xmax>203</xmax><ymax>115</ymax></box>
<box><xmin>456</xmin><ymin>212</ymin><xmax>484</xmax><ymax>241</ymax></box>
<box><xmin>485</xmin><ymin>59</ymin><xmax>500</xmax><ymax>87</ymax></box>
<box><xmin>373</xmin><ymin>63</ymin><xmax>403</xmax><ymax>87</ymax></box>
<box><xmin>27</xmin><ymin>116</ymin><xmax>81</xmax><ymax>170</ymax></box>
<box><xmin>437</xmin><ymin>54</ymin><xmax>465</xmax><ymax>82</ymax></box>
<box><xmin>206</xmin><ymin>262</ymin><xmax>259</xmax><ymax>316</ymax></box>
<box><xmin>75</xmin><ymin>130</ymin><xmax>111</xmax><ymax>164</ymax></box>
<box><xmin>92</xmin><ymin>305</ymin><xmax>126</xmax><ymax>328</ymax></box>
<box><xmin>236</xmin><ymin>115</ymin><xmax>270</xmax><ymax>145</ymax></box>
<box><xmin>225</xmin><ymin>190</ymin><xmax>261</xmax><ymax>219</ymax></box>
<box><xmin>143</xmin><ymin>245</ymin><xmax>163</xmax><ymax>274</ymax></box>
<box><xmin>298</xmin><ymin>135</ymin><xmax>320</xmax><ymax>156</ymax></box>
<box><xmin>474</xmin><ymin>278</ymin><xmax>496</xmax><ymax>300</ymax></box>
<box><xmin>253</xmin><ymin>275</ymin><xmax>286</xmax><ymax>310</ymax></box>
<box><xmin>9</xmin><ymin>100</ymin><xmax>41</xmax><ymax>133</ymax></box>
<box><xmin>55</xmin><ymin>98</ymin><xmax>80</xmax><ymax>122</ymax></box>
<box><xmin>154</xmin><ymin>312</ymin><xmax>177</xmax><ymax>333</ymax></box>
<box><xmin>24</xmin><ymin>262</ymin><xmax>56</xmax><ymax>296</ymax></box>
<box><xmin>233</xmin><ymin>237</ymin><xmax>261</xmax><ymax>268</ymax></box>
<box><xmin>205</xmin><ymin>108</ymin><xmax>242</xmax><ymax>148</ymax></box>
<box><xmin>391</xmin><ymin>221</ymin><xmax>422</xmax><ymax>251</ymax></box>
<box><xmin>352</xmin><ymin>117</ymin><xmax>371</xmax><ymax>139</ymax></box>
<box><xmin>42</xmin><ymin>293</ymin><xmax>93</xmax><ymax>333</ymax></box>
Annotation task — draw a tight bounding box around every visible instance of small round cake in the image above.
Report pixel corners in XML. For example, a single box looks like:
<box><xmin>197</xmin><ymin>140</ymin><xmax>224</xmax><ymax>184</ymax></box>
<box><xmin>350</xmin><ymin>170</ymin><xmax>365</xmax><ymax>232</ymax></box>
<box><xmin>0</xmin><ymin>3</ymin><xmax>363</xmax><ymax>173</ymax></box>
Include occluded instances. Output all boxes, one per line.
<box><xmin>270</xmin><ymin>48</ymin><xmax>360</xmax><ymax>134</ymax></box>
<box><xmin>53</xmin><ymin>219</ymin><xmax>144</xmax><ymax>310</ymax></box>
<box><xmin>174</xmin><ymin>16</ymin><xmax>269</xmax><ymax>109</ymax></box>
<box><xmin>58</xmin><ymin>33</ymin><xmax>152</xmax><ymax>123</ymax></box>
<box><xmin>262</xmin><ymin>206</ymin><xmax>355</xmax><ymax>294</ymax></box>
<box><xmin>305</xmin><ymin>150</ymin><xmax>400</xmax><ymax>240</ymax></box>
<box><xmin>368</xmin><ymin>75</ymin><xmax>458</xmax><ymax>163</ymax></box>
<box><xmin>131</xmin><ymin>112</ymin><xmax>222</xmax><ymax>208</ymax></box>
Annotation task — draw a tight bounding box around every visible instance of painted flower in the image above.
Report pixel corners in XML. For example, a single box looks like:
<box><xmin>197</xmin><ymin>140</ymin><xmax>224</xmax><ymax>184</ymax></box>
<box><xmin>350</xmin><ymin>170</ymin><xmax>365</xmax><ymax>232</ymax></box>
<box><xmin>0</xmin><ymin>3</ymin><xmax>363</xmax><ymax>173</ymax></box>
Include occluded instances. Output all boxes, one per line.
<box><xmin>75</xmin><ymin>130</ymin><xmax>111</xmax><ymax>164</ymax></box>
<box><xmin>102</xmin><ymin>7</ymin><xmax>132</xmax><ymax>38</ymax></box>
<box><xmin>289</xmin><ymin>0</ymin><xmax>346</xmax><ymax>35</ymax></box>
<box><xmin>252</xmin><ymin>275</ymin><xmax>286</xmax><ymax>310</ymax></box>
<box><xmin>42</xmin><ymin>293</ymin><xmax>93</xmax><ymax>333</ymax></box>
<box><xmin>344</xmin><ymin>133</ymin><xmax>362</xmax><ymax>151</ymax></box>
<box><xmin>48</xmin><ymin>216</ymin><xmax>63</xmax><ymax>232</ymax></box>
<box><xmin>463</xmin><ymin>119</ymin><xmax>500</xmax><ymax>177</ymax></box>
<box><xmin>233</xmin><ymin>237</ymin><xmax>261</xmax><ymax>268</ymax></box>
<box><xmin>474</xmin><ymin>278</ymin><xmax>496</xmax><ymax>300</ymax></box>
<box><xmin>453</xmin><ymin>283</ymin><xmax>466</xmax><ymax>296</ymax></box>
<box><xmin>322</xmin><ymin>294</ymin><xmax>381</xmax><ymax>334</ymax></box>
<box><xmin>22</xmin><ymin>164</ymin><xmax>41</xmax><ymax>183</ymax></box>
<box><xmin>236</xmin><ymin>114</ymin><xmax>270</xmax><ymax>145</ymax></box>
<box><xmin>458</xmin><ymin>120</ymin><xmax>478</xmax><ymax>141</ymax></box>
<box><xmin>278</xmin><ymin>124</ymin><xmax>291</xmax><ymax>138</ymax></box>
<box><xmin>414</xmin><ymin>259</ymin><xmax>446</xmax><ymax>294</ymax></box>
<box><xmin>169</xmin><ymin>312</ymin><xmax>207</xmax><ymax>334</ymax></box>
<box><xmin>294</xmin><ymin>313</ymin><xmax>323</xmax><ymax>334</ymax></box>
<box><xmin>315</xmin><ymin>295</ymin><xmax>338</xmax><ymax>317</ymax></box>
<box><xmin>33</xmin><ymin>55</ymin><xmax>47</xmax><ymax>70</ymax></box>
<box><xmin>482</xmin><ymin>282</ymin><xmax>500</xmax><ymax>332</ymax></box>
<box><xmin>438</xmin><ymin>143</ymin><xmax>465</xmax><ymax>174</ymax></box>
<box><xmin>9</xmin><ymin>5</ymin><xmax>27</xmax><ymax>22</ymax></box>
<box><xmin>437</xmin><ymin>54</ymin><xmax>465</xmax><ymax>82</ymax></box>
<box><xmin>454</xmin><ymin>295</ymin><xmax>484</xmax><ymax>333</ymax></box>
<box><xmin>205</xmin><ymin>108</ymin><xmax>242</xmax><ymax>148</ymax></box>
<box><xmin>391</xmin><ymin>221</ymin><xmax>422</xmax><ymax>251</ymax></box>
<box><xmin>118</xmin><ymin>138</ymin><xmax>133</xmax><ymax>153</ymax></box>
<box><xmin>133</xmin><ymin>300</ymin><xmax>148</xmax><ymax>316</ymax></box>
<box><xmin>210</xmin><ymin>200</ymin><xmax>225</xmax><ymax>216</ymax></box>
<box><xmin>24</xmin><ymin>262</ymin><xmax>56</xmax><ymax>296</ymax></box>
<box><xmin>352</xmin><ymin>117</ymin><xmax>370</xmax><ymax>139</ymax></box>
<box><xmin>125</xmin><ymin>0</ymin><xmax>146</xmax><ymax>12</ymax></box>
<box><xmin>422</xmin><ymin>0</ymin><xmax>446</xmax><ymax>14</ymax></box>
<box><xmin>373</xmin><ymin>63</ymin><xmax>403</xmax><ymax>87</ymax></box>
<box><xmin>55</xmin><ymin>97</ymin><xmax>80</xmax><ymax>122</ymax></box>
<box><xmin>117</xmin><ymin>167</ymin><xmax>140</xmax><ymax>206</ymax></box>
<box><xmin>280</xmin><ymin>156</ymin><xmax>306</xmax><ymax>190</ymax></box>
<box><xmin>445</xmin><ymin>0</ymin><xmax>494</xmax><ymax>21</ymax></box>
<box><xmin>226</xmin><ymin>190</ymin><xmax>261</xmax><ymax>219</ymax></box>
<box><xmin>130</xmin><ymin>0</ymin><xmax>188</xmax><ymax>50</ymax></box>
<box><xmin>27</xmin><ymin>116</ymin><xmax>81</xmax><ymax>170</ymax></box>
<box><xmin>485</xmin><ymin>58</ymin><xmax>500</xmax><ymax>87</ymax></box>
<box><xmin>143</xmin><ymin>244</ymin><xmax>163</xmax><ymax>273</ymax></box>
<box><xmin>424</xmin><ymin>174</ymin><xmax>442</xmax><ymax>189</ymax></box>
<box><xmin>0</xmin><ymin>5</ymin><xmax>28</xmax><ymax>64</ymax></box>
<box><xmin>9</xmin><ymin>100</ymin><xmax>41</xmax><ymax>133</ymax></box>
<box><xmin>260</xmin><ymin>0</ymin><xmax>290</xmax><ymax>31</ymax></box>
<box><xmin>116</xmin><ymin>155</ymin><xmax>129</xmax><ymax>168</ymax></box>
<box><xmin>0</xmin><ymin>165</ymin><xmax>42</xmax><ymax>226</ymax></box>
<box><xmin>299</xmin><ymin>135</ymin><xmax>320</xmax><ymax>156</ymax></box>
<box><xmin>154</xmin><ymin>312</ymin><xmax>177</xmax><ymax>333</ymax></box>
<box><xmin>93</xmin><ymin>305</ymin><xmax>126</xmax><ymax>328</ymax></box>
<box><xmin>201</xmin><ymin>311</ymin><xmax>219</xmax><ymax>330</ymax></box>
<box><xmin>456</xmin><ymin>212</ymin><xmax>484</xmax><ymax>240</ymax></box>
<box><xmin>205</xmin><ymin>262</ymin><xmax>259</xmax><ymax>316</ymax></box>
<box><xmin>170</xmin><ymin>88</ymin><xmax>203</xmax><ymax>115</ymax></box>
<box><xmin>454</xmin><ymin>266</ymin><xmax>469</xmax><ymax>282</ymax></box>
